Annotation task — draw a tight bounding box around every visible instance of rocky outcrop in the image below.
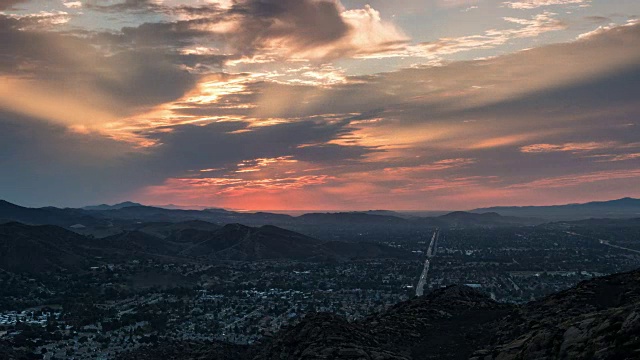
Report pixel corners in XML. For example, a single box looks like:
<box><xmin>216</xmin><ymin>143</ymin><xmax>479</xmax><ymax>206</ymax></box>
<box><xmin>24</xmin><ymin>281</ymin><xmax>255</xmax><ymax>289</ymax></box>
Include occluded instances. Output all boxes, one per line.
<box><xmin>364</xmin><ymin>286</ymin><xmax>512</xmax><ymax>360</ymax></box>
<box><xmin>255</xmin><ymin>313</ymin><xmax>409</xmax><ymax>360</ymax></box>
<box><xmin>254</xmin><ymin>286</ymin><xmax>512</xmax><ymax>360</ymax></box>
<box><xmin>474</xmin><ymin>269</ymin><xmax>640</xmax><ymax>360</ymax></box>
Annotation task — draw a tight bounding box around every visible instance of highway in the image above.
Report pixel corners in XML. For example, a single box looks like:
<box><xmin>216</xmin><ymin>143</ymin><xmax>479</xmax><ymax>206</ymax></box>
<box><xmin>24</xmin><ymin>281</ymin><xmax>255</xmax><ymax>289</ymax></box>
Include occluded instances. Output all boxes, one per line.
<box><xmin>416</xmin><ymin>229</ymin><xmax>439</xmax><ymax>297</ymax></box>
<box><xmin>566</xmin><ymin>231</ymin><xmax>640</xmax><ymax>255</ymax></box>
<box><xmin>599</xmin><ymin>239</ymin><xmax>640</xmax><ymax>254</ymax></box>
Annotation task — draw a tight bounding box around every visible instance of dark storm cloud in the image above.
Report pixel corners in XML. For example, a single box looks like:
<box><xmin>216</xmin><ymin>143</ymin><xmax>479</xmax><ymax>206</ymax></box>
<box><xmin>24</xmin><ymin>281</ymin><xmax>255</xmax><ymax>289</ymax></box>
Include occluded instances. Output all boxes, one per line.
<box><xmin>227</xmin><ymin>0</ymin><xmax>350</xmax><ymax>55</ymax></box>
<box><xmin>86</xmin><ymin>0</ymin><xmax>397</xmax><ymax>60</ymax></box>
<box><xmin>0</xmin><ymin>15</ymin><xmax>197</xmax><ymax>117</ymax></box>
<box><xmin>88</xmin><ymin>0</ymin><xmax>350</xmax><ymax>48</ymax></box>
<box><xmin>84</xmin><ymin>0</ymin><xmax>164</xmax><ymax>13</ymax></box>
<box><xmin>0</xmin><ymin>110</ymin><xmax>153</xmax><ymax>207</ymax></box>
<box><xmin>0</xmin><ymin>0</ymin><xmax>27</xmax><ymax>10</ymax></box>
<box><xmin>585</xmin><ymin>16</ymin><xmax>611</xmax><ymax>23</ymax></box>
<box><xmin>143</xmin><ymin>118</ymin><xmax>377</xmax><ymax>174</ymax></box>
<box><xmin>0</xmin><ymin>102</ymin><xmax>377</xmax><ymax>207</ymax></box>
<box><xmin>113</xmin><ymin>21</ymin><xmax>211</xmax><ymax>47</ymax></box>
<box><xmin>256</xmin><ymin>22</ymin><xmax>640</xmax><ymax>122</ymax></box>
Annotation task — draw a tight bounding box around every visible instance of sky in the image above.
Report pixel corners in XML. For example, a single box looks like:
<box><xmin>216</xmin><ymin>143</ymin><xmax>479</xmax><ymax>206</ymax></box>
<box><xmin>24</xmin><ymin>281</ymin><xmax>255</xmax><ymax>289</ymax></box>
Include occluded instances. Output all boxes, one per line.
<box><xmin>1</xmin><ymin>0</ymin><xmax>639</xmax><ymax>211</ymax></box>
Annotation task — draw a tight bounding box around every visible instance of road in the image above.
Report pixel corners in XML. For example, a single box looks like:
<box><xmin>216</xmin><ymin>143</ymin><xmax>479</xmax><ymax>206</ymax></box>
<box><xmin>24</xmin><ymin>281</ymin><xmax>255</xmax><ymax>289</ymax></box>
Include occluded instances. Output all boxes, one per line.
<box><xmin>566</xmin><ymin>231</ymin><xmax>640</xmax><ymax>255</ymax></box>
<box><xmin>599</xmin><ymin>239</ymin><xmax>640</xmax><ymax>254</ymax></box>
<box><xmin>416</xmin><ymin>229</ymin><xmax>439</xmax><ymax>297</ymax></box>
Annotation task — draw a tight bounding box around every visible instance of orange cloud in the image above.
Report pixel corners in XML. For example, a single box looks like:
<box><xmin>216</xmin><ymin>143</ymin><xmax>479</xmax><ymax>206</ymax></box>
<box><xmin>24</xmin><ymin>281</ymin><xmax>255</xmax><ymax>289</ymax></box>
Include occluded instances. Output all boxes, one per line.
<box><xmin>508</xmin><ymin>169</ymin><xmax>640</xmax><ymax>189</ymax></box>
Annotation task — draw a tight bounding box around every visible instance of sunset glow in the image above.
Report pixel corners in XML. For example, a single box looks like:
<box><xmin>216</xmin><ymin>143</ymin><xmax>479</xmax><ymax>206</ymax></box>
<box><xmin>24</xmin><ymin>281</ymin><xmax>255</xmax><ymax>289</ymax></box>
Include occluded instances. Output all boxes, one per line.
<box><xmin>1</xmin><ymin>0</ymin><xmax>639</xmax><ymax>210</ymax></box>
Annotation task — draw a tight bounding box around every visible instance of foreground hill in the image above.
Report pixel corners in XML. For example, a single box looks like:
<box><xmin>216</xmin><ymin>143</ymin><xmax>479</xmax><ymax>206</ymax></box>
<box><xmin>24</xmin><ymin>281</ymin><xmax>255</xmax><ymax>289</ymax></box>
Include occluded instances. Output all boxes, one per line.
<box><xmin>478</xmin><ymin>268</ymin><xmax>640</xmax><ymax>359</ymax></box>
<box><xmin>257</xmin><ymin>285</ymin><xmax>511</xmax><ymax>360</ymax></box>
<box><xmin>122</xmin><ymin>268</ymin><xmax>640</xmax><ymax>360</ymax></box>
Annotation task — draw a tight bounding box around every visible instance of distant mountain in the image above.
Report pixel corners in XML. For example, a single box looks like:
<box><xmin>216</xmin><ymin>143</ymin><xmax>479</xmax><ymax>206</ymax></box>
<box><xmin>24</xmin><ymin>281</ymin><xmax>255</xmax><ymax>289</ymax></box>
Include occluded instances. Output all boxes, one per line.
<box><xmin>8</xmin><ymin>198</ymin><xmax>639</xmax><ymax>234</ymax></box>
<box><xmin>152</xmin><ymin>204</ymin><xmax>210</xmax><ymax>210</ymax></box>
<box><xmin>355</xmin><ymin>210</ymin><xmax>418</xmax><ymax>219</ymax></box>
<box><xmin>297</xmin><ymin>212</ymin><xmax>409</xmax><ymax>225</ymax></box>
<box><xmin>434</xmin><ymin>211</ymin><xmax>543</xmax><ymax>227</ymax></box>
<box><xmin>560</xmin><ymin>217</ymin><xmax>640</xmax><ymax>227</ymax></box>
<box><xmin>473</xmin><ymin>197</ymin><xmax>640</xmax><ymax>220</ymax></box>
<box><xmin>0</xmin><ymin>222</ymin><xmax>92</xmax><ymax>273</ymax></box>
<box><xmin>0</xmin><ymin>199</ymin><xmax>543</xmax><ymax>233</ymax></box>
<box><xmin>86</xmin><ymin>204</ymin><xmax>294</xmax><ymax>226</ymax></box>
<box><xmin>204</xmin><ymin>207</ymin><xmax>233</xmax><ymax>213</ymax></box>
<box><xmin>0</xmin><ymin>200</ymin><xmax>107</xmax><ymax>228</ymax></box>
<box><xmin>82</xmin><ymin>201</ymin><xmax>143</xmax><ymax>211</ymax></box>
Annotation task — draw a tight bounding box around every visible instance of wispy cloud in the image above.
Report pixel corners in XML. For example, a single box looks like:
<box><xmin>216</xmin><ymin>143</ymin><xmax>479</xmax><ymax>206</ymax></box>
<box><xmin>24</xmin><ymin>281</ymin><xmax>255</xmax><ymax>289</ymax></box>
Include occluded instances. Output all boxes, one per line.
<box><xmin>503</xmin><ymin>0</ymin><xmax>591</xmax><ymax>10</ymax></box>
<box><xmin>356</xmin><ymin>11</ymin><xmax>565</xmax><ymax>60</ymax></box>
<box><xmin>520</xmin><ymin>142</ymin><xmax>616</xmax><ymax>153</ymax></box>
<box><xmin>508</xmin><ymin>169</ymin><xmax>640</xmax><ymax>189</ymax></box>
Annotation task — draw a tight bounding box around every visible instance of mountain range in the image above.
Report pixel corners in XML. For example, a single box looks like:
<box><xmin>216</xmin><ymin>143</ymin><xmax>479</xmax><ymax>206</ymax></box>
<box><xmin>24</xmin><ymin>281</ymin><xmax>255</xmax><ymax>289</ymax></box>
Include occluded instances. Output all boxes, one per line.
<box><xmin>3</xmin><ymin>198</ymin><xmax>639</xmax><ymax>236</ymax></box>
<box><xmin>0</xmin><ymin>200</ymin><xmax>543</xmax><ymax>235</ymax></box>
<box><xmin>472</xmin><ymin>197</ymin><xmax>640</xmax><ymax>220</ymax></box>
<box><xmin>81</xmin><ymin>201</ymin><xmax>144</xmax><ymax>211</ymax></box>
<box><xmin>0</xmin><ymin>222</ymin><xmax>416</xmax><ymax>274</ymax></box>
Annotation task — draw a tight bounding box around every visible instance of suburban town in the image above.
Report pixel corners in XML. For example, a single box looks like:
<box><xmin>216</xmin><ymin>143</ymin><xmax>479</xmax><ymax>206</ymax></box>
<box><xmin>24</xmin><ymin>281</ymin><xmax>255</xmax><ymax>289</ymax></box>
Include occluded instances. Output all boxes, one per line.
<box><xmin>2</xmin><ymin>219</ymin><xmax>640</xmax><ymax>359</ymax></box>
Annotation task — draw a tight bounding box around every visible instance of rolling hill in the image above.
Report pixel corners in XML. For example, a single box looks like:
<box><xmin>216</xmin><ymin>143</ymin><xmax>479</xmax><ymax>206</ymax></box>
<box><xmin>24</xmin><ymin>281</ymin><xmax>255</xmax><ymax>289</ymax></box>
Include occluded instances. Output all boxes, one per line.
<box><xmin>0</xmin><ymin>222</ymin><xmax>92</xmax><ymax>273</ymax></box>
<box><xmin>0</xmin><ymin>221</ymin><xmax>413</xmax><ymax>274</ymax></box>
<box><xmin>179</xmin><ymin>224</ymin><xmax>334</xmax><ymax>261</ymax></box>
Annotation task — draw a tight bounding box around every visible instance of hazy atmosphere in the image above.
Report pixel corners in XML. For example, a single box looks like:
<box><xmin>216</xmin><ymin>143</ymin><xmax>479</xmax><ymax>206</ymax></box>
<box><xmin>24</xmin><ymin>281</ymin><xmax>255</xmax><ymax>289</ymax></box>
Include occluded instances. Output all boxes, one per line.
<box><xmin>2</xmin><ymin>0</ymin><xmax>640</xmax><ymax>210</ymax></box>
<box><xmin>4</xmin><ymin>2</ymin><xmax>640</xmax><ymax>360</ymax></box>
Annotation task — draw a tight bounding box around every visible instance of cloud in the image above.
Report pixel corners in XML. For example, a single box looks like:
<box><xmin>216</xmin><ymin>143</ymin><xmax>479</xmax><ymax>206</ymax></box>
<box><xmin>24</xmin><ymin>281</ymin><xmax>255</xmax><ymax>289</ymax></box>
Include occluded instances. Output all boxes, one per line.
<box><xmin>0</xmin><ymin>0</ymin><xmax>27</xmax><ymax>10</ymax></box>
<box><xmin>2</xmin><ymin>12</ymin><xmax>640</xmax><ymax>209</ymax></box>
<box><xmin>84</xmin><ymin>0</ymin><xmax>164</xmax><ymax>13</ymax></box>
<box><xmin>0</xmin><ymin>110</ymin><xmax>149</xmax><ymax>207</ymax></box>
<box><xmin>63</xmin><ymin>1</ymin><xmax>82</xmax><ymax>9</ymax></box>
<box><xmin>222</xmin><ymin>0</ymin><xmax>408</xmax><ymax>60</ymax></box>
<box><xmin>0</xmin><ymin>11</ymin><xmax>71</xmax><ymax>28</ymax></box>
<box><xmin>356</xmin><ymin>11</ymin><xmax>566</xmax><ymax>59</ymax></box>
<box><xmin>88</xmin><ymin>0</ymin><xmax>407</xmax><ymax>61</ymax></box>
<box><xmin>0</xmin><ymin>15</ymin><xmax>198</xmax><ymax>131</ymax></box>
<box><xmin>507</xmin><ymin>169</ymin><xmax>640</xmax><ymax>189</ymax></box>
<box><xmin>503</xmin><ymin>0</ymin><xmax>591</xmax><ymax>10</ymax></box>
<box><xmin>520</xmin><ymin>142</ymin><xmax>616</xmax><ymax>153</ymax></box>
